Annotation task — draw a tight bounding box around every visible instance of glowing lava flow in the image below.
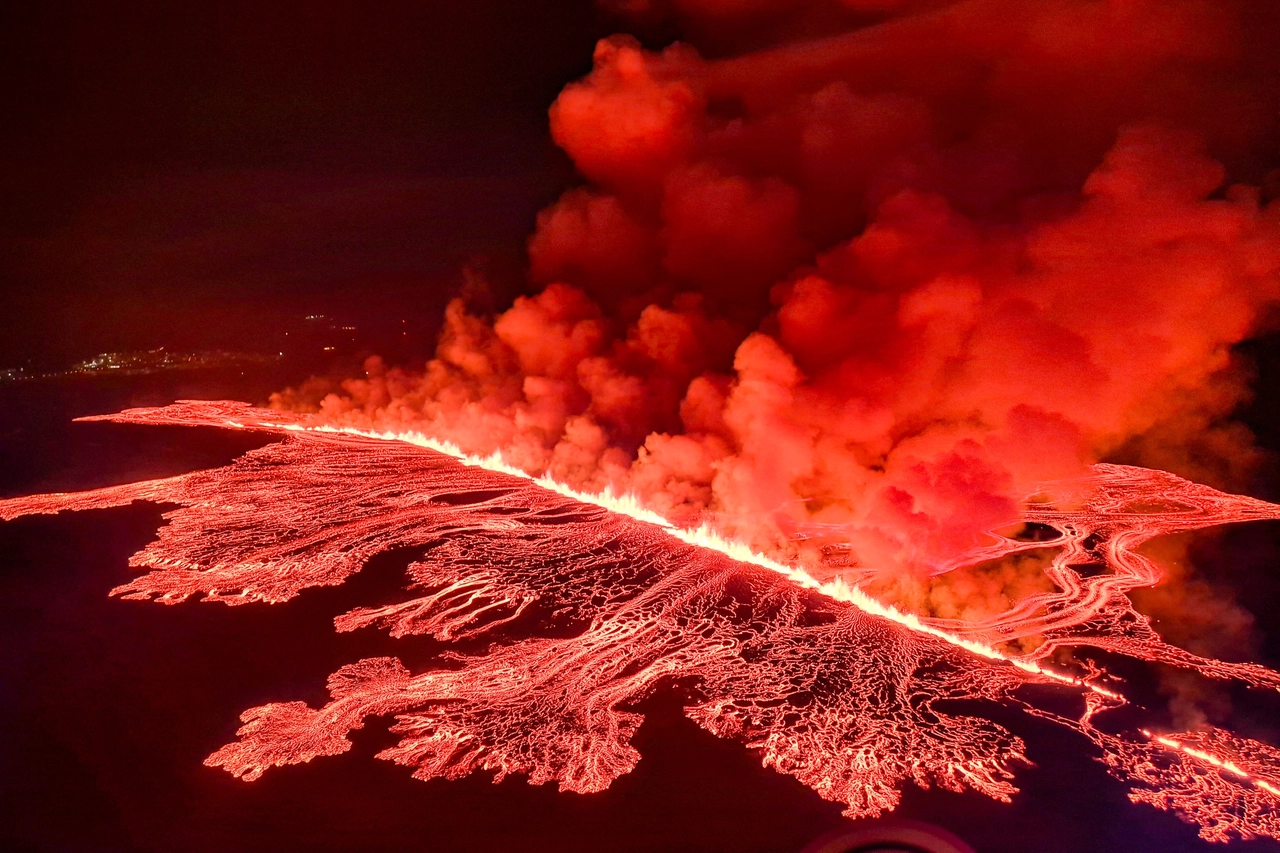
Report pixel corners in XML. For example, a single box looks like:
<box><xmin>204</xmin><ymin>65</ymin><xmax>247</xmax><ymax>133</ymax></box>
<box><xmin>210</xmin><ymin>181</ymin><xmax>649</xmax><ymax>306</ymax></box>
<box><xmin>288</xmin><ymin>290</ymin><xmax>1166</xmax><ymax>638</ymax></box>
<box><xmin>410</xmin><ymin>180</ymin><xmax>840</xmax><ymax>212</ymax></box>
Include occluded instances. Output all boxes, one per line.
<box><xmin>3</xmin><ymin>399</ymin><xmax>1280</xmax><ymax>842</ymax></box>
<box><xmin>1088</xmin><ymin>729</ymin><xmax>1280</xmax><ymax>843</ymax></box>
<box><xmin>287</xmin><ymin>421</ymin><xmax>1120</xmax><ymax>698</ymax></box>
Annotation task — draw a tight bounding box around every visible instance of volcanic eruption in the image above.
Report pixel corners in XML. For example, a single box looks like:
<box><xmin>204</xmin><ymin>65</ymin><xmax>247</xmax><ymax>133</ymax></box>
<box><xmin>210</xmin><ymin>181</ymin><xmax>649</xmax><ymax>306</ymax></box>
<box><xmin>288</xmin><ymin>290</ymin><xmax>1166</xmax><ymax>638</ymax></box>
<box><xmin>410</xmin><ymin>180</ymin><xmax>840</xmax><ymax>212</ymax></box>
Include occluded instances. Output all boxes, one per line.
<box><xmin>5</xmin><ymin>0</ymin><xmax>1280</xmax><ymax>845</ymax></box>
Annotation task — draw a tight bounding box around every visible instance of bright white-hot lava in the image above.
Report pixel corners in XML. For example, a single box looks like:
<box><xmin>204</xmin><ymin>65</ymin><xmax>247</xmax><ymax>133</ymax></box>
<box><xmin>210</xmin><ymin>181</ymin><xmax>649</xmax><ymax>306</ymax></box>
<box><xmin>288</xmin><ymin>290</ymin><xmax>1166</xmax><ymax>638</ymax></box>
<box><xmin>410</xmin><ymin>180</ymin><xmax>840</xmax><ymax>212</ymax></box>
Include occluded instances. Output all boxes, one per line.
<box><xmin>3</xmin><ymin>399</ymin><xmax>1280</xmax><ymax>843</ymax></box>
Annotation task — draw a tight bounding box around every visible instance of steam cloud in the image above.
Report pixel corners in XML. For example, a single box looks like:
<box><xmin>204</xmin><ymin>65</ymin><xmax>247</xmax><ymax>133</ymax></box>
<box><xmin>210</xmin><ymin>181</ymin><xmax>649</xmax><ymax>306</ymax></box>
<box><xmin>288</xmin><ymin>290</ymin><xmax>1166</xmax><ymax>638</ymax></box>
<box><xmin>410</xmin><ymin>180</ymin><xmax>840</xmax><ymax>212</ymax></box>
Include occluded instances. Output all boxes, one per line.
<box><xmin>276</xmin><ymin>0</ymin><xmax>1280</xmax><ymax>591</ymax></box>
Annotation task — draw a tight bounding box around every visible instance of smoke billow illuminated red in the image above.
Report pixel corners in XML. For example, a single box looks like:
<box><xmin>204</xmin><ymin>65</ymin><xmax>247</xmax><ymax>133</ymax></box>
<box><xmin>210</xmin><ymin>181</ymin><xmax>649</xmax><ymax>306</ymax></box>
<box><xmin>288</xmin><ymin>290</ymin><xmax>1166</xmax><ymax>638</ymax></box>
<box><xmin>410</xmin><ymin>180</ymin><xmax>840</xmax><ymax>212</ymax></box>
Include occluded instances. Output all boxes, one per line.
<box><xmin>276</xmin><ymin>0</ymin><xmax>1280</xmax><ymax>595</ymax></box>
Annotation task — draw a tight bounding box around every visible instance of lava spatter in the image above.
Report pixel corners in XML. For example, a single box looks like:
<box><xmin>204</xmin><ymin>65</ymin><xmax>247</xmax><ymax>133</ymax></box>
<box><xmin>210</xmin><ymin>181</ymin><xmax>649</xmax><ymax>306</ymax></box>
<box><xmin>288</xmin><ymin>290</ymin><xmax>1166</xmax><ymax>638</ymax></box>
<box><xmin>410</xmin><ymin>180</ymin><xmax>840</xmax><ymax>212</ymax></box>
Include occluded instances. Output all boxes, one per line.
<box><xmin>3</xmin><ymin>399</ymin><xmax>1279</xmax><ymax>841</ymax></box>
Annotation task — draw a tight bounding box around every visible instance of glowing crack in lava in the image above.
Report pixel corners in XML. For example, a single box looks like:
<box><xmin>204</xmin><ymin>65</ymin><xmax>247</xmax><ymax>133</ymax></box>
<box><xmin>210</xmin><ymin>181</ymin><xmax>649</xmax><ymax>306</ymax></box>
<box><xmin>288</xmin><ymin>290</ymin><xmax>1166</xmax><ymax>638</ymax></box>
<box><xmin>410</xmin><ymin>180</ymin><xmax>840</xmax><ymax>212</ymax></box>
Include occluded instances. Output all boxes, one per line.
<box><xmin>3</xmin><ymin>400</ymin><xmax>1280</xmax><ymax>843</ymax></box>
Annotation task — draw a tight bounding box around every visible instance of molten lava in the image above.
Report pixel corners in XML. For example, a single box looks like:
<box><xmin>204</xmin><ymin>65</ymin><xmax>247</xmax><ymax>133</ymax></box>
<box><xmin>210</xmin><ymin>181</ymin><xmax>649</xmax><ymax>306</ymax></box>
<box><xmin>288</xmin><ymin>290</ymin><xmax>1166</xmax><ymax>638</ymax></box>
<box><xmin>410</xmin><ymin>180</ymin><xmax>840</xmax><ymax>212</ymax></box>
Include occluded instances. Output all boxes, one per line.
<box><xmin>2</xmin><ymin>399</ymin><xmax>1279</xmax><ymax>843</ymax></box>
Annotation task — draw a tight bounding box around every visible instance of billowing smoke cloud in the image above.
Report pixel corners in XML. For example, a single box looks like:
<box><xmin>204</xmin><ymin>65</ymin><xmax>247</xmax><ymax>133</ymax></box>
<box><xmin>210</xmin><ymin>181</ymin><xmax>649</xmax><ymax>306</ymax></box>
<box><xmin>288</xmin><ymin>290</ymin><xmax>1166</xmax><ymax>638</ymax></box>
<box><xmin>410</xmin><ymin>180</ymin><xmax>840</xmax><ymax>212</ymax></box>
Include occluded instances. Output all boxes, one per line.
<box><xmin>276</xmin><ymin>0</ymin><xmax>1280</xmax><ymax>588</ymax></box>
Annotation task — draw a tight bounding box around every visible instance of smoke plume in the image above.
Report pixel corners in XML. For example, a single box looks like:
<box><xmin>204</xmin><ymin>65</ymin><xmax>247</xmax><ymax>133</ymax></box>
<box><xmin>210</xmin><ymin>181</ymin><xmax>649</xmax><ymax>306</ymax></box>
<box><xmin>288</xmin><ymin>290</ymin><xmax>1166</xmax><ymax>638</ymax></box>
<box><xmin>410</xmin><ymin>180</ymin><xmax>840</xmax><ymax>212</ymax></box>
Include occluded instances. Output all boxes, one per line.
<box><xmin>275</xmin><ymin>0</ymin><xmax>1280</xmax><ymax>590</ymax></box>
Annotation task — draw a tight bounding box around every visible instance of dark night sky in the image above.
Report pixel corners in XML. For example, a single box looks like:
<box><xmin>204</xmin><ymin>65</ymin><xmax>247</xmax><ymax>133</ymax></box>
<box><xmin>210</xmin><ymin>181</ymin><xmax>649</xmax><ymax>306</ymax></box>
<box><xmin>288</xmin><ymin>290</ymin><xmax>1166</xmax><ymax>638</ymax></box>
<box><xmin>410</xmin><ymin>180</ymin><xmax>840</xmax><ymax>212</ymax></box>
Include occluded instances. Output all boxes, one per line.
<box><xmin>0</xmin><ymin>0</ymin><xmax>616</xmax><ymax>368</ymax></box>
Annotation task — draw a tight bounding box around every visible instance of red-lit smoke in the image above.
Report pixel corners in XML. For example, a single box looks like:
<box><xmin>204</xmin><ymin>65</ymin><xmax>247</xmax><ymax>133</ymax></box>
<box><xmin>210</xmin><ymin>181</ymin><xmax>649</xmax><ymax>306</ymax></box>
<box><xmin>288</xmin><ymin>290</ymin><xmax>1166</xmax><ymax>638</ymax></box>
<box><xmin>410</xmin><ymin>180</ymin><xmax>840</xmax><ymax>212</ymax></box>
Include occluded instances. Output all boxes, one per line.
<box><xmin>276</xmin><ymin>0</ymin><xmax>1280</xmax><ymax>582</ymax></box>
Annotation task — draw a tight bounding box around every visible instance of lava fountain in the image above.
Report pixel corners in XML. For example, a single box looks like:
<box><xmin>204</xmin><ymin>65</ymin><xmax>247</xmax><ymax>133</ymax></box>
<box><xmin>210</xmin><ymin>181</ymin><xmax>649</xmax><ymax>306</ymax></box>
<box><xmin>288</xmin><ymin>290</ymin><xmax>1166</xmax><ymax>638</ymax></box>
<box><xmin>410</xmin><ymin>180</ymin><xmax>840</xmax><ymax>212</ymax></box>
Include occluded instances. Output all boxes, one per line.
<box><xmin>2</xmin><ymin>399</ymin><xmax>1278</xmax><ymax>843</ymax></box>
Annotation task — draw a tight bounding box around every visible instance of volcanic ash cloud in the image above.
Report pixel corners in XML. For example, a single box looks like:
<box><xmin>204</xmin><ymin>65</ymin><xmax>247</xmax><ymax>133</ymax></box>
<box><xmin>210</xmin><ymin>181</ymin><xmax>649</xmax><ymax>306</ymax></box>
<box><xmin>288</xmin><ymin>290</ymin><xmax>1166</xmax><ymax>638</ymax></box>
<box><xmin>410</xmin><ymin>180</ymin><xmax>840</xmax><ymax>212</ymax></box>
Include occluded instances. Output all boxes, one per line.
<box><xmin>277</xmin><ymin>0</ymin><xmax>1280</xmax><ymax>597</ymax></box>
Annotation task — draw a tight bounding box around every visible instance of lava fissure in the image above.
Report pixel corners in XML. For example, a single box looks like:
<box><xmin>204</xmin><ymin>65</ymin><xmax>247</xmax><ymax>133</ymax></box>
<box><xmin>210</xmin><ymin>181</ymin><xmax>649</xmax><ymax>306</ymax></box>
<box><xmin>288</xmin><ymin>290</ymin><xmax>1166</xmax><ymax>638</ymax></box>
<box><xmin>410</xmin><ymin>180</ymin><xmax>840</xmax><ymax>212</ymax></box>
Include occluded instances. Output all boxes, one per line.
<box><xmin>2</xmin><ymin>400</ymin><xmax>1279</xmax><ymax>842</ymax></box>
